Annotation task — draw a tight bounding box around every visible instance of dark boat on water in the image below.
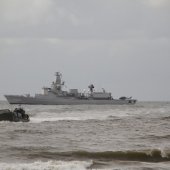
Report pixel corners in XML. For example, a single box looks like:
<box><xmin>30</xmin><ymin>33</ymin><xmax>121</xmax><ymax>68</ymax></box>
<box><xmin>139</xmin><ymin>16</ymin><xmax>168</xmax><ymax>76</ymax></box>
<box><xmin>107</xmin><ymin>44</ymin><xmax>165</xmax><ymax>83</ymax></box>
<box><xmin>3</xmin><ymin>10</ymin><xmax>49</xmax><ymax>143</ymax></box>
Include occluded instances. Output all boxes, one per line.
<box><xmin>0</xmin><ymin>108</ymin><xmax>29</xmax><ymax>122</ymax></box>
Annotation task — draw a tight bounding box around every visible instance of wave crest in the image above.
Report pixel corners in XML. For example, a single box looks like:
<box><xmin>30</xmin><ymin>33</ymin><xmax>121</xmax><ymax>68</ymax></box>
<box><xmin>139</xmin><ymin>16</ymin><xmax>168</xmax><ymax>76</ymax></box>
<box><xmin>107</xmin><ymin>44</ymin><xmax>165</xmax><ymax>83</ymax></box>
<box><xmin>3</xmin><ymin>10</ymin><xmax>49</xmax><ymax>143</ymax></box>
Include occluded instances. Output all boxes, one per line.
<box><xmin>27</xmin><ymin>149</ymin><xmax>170</xmax><ymax>162</ymax></box>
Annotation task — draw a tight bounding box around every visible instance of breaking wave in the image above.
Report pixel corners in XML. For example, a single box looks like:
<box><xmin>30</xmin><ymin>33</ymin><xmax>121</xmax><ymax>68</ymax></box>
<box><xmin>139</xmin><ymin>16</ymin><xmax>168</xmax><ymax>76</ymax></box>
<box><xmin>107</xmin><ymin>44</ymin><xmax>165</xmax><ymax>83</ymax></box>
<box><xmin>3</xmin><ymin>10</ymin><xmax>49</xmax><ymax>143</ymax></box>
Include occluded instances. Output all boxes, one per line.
<box><xmin>0</xmin><ymin>160</ymin><xmax>93</xmax><ymax>170</ymax></box>
<box><xmin>27</xmin><ymin>149</ymin><xmax>170</xmax><ymax>162</ymax></box>
<box><xmin>29</xmin><ymin>112</ymin><xmax>112</xmax><ymax>123</ymax></box>
<box><xmin>28</xmin><ymin>108</ymin><xmax>129</xmax><ymax>123</ymax></box>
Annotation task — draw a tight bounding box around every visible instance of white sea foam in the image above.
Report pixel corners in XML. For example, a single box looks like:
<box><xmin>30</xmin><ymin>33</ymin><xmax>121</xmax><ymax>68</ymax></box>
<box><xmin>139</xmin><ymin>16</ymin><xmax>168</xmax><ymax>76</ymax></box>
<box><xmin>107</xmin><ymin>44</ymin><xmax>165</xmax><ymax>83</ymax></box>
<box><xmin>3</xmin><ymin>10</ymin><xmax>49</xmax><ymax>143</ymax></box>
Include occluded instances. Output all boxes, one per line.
<box><xmin>29</xmin><ymin>109</ymin><xmax>130</xmax><ymax>123</ymax></box>
<box><xmin>1</xmin><ymin>160</ymin><xmax>170</xmax><ymax>170</ymax></box>
<box><xmin>0</xmin><ymin>160</ymin><xmax>93</xmax><ymax>170</ymax></box>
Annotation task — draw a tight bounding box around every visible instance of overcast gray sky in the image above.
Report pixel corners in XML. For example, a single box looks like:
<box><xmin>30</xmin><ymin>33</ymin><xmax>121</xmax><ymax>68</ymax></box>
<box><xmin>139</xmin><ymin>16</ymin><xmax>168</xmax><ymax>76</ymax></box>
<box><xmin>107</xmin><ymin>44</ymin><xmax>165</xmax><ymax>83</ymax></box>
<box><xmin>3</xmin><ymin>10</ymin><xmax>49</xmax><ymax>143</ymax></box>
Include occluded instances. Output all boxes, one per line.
<box><xmin>0</xmin><ymin>0</ymin><xmax>170</xmax><ymax>101</ymax></box>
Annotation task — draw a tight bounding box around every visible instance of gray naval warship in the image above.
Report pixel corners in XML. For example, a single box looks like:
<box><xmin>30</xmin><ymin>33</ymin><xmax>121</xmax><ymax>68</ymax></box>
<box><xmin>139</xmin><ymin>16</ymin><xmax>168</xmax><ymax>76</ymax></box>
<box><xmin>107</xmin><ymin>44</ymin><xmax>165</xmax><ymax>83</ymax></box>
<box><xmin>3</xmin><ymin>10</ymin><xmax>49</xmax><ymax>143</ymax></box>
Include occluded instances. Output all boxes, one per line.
<box><xmin>5</xmin><ymin>72</ymin><xmax>137</xmax><ymax>105</ymax></box>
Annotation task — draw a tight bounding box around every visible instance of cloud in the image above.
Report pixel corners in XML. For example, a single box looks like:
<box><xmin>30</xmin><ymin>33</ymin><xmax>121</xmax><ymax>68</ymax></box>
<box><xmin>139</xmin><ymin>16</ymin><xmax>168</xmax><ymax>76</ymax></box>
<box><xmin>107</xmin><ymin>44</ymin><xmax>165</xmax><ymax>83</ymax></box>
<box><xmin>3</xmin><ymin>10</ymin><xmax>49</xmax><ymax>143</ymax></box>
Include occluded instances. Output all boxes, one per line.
<box><xmin>0</xmin><ymin>0</ymin><xmax>52</xmax><ymax>24</ymax></box>
<box><xmin>142</xmin><ymin>0</ymin><xmax>169</xmax><ymax>8</ymax></box>
<box><xmin>0</xmin><ymin>1</ymin><xmax>170</xmax><ymax>100</ymax></box>
<box><xmin>0</xmin><ymin>0</ymin><xmax>170</xmax><ymax>40</ymax></box>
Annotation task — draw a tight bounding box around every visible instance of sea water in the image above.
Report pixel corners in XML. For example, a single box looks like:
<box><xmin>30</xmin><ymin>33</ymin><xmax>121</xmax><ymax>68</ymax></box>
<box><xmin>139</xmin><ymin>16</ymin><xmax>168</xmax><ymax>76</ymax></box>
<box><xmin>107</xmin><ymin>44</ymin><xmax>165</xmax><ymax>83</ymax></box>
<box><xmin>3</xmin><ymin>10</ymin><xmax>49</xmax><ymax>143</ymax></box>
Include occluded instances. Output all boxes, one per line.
<box><xmin>0</xmin><ymin>101</ymin><xmax>170</xmax><ymax>170</ymax></box>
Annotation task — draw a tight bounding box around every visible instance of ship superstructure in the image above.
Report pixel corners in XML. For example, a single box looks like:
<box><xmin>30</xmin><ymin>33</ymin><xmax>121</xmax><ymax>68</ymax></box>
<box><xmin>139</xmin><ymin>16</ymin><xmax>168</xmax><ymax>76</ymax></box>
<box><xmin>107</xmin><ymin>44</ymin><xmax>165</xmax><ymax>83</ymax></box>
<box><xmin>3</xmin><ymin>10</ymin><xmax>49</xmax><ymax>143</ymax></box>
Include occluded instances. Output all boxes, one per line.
<box><xmin>5</xmin><ymin>72</ymin><xmax>137</xmax><ymax>105</ymax></box>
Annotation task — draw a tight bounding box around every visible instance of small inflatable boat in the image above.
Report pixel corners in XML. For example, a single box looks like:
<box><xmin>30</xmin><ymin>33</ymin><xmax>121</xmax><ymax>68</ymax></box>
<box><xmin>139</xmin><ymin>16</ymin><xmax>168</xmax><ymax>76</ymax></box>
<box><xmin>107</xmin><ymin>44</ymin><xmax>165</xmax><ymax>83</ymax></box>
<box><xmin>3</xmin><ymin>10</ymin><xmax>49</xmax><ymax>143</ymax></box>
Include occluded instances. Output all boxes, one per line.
<box><xmin>0</xmin><ymin>108</ymin><xmax>29</xmax><ymax>122</ymax></box>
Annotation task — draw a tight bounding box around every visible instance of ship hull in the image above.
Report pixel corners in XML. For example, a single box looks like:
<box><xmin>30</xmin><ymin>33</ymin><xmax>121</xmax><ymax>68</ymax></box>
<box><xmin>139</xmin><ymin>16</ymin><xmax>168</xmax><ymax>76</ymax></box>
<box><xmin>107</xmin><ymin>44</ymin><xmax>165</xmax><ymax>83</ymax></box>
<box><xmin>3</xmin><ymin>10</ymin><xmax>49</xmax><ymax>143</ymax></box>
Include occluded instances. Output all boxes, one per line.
<box><xmin>4</xmin><ymin>95</ymin><xmax>136</xmax><ymax>105</ymax></box>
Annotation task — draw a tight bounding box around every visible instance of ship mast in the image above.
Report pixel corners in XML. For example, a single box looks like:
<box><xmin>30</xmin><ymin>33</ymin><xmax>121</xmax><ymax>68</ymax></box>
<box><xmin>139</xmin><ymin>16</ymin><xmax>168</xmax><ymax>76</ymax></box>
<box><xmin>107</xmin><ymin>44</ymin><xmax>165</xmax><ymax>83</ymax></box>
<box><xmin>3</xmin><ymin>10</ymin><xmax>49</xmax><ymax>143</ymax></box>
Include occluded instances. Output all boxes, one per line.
<box><xmin>55</xmin><ymin>72</ymin><xmax>62</xmax><ymax>86</ymax></box>
<box><xmin>51</xmin><ymin>72</ymin><xmax>64</xmax><ymax>94</ymax></box>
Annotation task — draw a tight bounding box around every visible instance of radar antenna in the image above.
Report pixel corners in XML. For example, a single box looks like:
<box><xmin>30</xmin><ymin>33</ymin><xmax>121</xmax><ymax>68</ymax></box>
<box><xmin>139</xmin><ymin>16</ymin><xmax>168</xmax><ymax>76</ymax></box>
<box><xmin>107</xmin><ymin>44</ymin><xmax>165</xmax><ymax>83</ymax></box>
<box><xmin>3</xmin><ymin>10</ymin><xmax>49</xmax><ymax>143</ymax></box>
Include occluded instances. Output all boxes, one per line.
<box><xmin>88</xmin><ymin>84</ymin><xmax>94</xmax><ymax>93</ymax></box>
